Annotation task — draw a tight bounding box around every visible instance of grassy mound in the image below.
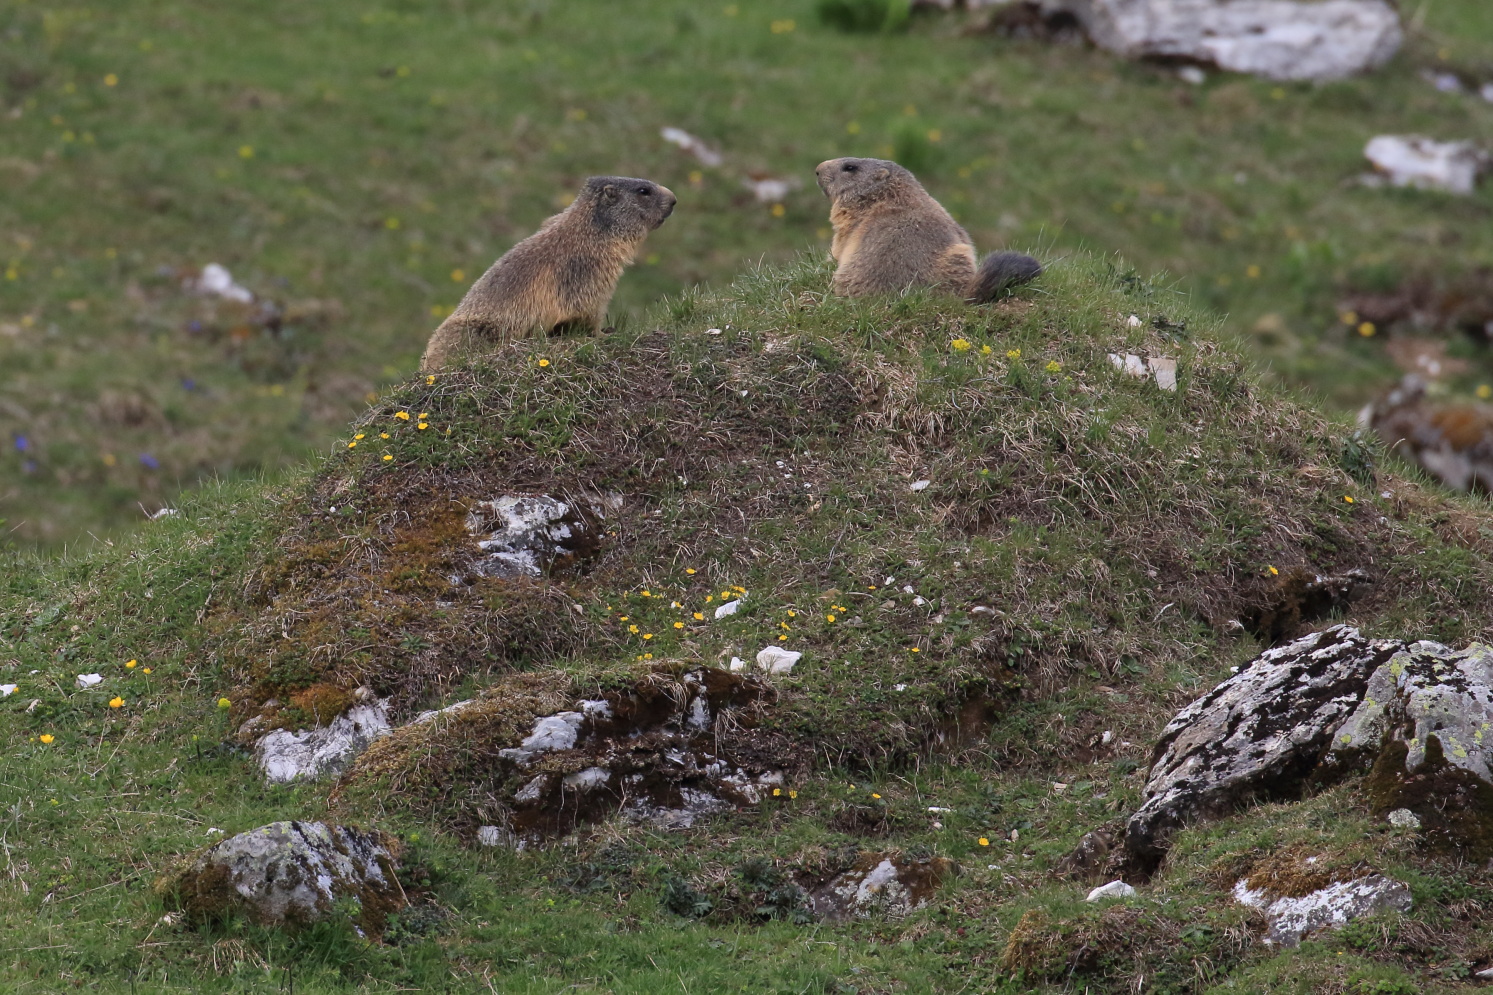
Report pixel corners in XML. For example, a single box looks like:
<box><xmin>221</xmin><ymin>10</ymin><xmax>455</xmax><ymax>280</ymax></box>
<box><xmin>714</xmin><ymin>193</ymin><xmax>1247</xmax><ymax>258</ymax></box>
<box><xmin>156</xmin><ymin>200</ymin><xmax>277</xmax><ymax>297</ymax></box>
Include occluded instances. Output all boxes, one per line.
<box><xmin>5</xmin><ymin>254</ymin><xmax>1493</xmax><ymax>992</ymax></box>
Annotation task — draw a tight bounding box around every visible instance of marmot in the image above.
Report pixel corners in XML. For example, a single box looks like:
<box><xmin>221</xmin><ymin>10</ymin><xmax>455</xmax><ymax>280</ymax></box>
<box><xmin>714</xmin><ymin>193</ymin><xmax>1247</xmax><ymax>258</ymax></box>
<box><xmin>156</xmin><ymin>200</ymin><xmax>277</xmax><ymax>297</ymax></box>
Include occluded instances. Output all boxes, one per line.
<box><xmin>420</xmin><ymin>176</ymin><xmax>676</xmax><ymax>371</ymax></box>
<box><xmin>814</xmin><ymin>157</ymin><xmax>1040</xmax><ymax>302</ymax></box>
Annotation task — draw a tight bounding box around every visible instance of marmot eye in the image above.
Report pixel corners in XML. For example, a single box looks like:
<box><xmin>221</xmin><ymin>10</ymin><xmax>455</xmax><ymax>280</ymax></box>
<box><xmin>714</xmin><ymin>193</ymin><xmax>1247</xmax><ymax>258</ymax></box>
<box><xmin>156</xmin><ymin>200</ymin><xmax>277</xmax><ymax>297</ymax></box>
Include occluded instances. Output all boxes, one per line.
<box><xmin>637</xmin><ymin>187</ymin><xmax>651</xmax><ymax>195</ymax></box>
<box><xmin>842</xmin><ymin>163</ymin><xmax>857</xmax><ymax>173</ymax></box>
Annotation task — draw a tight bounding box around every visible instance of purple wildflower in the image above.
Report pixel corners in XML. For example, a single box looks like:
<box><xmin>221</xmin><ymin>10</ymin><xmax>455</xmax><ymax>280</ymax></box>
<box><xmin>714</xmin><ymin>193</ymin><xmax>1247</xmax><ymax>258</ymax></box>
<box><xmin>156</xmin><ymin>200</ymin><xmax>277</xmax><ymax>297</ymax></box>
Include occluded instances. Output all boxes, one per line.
<box><xmin>139</xmin><ymin>453</ymin><xmax>160</xmax><ymax>470</ymax></box>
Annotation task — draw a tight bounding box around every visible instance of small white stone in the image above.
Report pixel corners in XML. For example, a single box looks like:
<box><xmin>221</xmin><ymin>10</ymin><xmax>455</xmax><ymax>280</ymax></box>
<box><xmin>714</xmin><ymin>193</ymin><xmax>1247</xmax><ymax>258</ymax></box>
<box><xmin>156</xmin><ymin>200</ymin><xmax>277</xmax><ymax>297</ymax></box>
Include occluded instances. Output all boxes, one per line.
<box><xmin>206</xmin><ymin>827</ymin><xmax>224</xmax><ymax>836</ymax></box>
<box><xmin>755</xmin><ymin>646</ymin><xmax>801</xmax><ymax>674</ymax></box>
<box><xmin>1087</xmin><ymin>880</ymin><xmax>1137</xmax><ymax>902</ymax></box>
<box><xmin>1101</xmin><ymin>730</ymin><xmax>1114</xmax><ymax>745</ymax></box>
<box><xmin>475</xmin><ymin>826</ymin><xmax>511</xmax><ymax>847</ymax></box>
<box><xmin>910</xmin><ymin>479</ymin><xmax>931</xmax><ymax>492</ymax></box>
<box><xmin>728</xmin><ymin>656</ymin><xmax>747</xmax><ymax>672</ymax></box>
<box><xmin>893</xmin><ymin>684</ymin><xmax>908</xmax><ymax>691</ymax></box>
<box><xmin>1126</xmin><ymin>314</ymin><xmax>1143</xmax><ymax>327</ymax></box>
<box><xmin>913</xmin><ymin>596</ymin><xmax>927</xmax><ymax>607</ymax></box>
<box><xmin>927</xmin><ymin>806</ymin><xmax>953</xmax><ymax>813</ymax></box>
<box><xmin>714</xmin><ymin>599</ymin><xmax>742</xmax><ymax>619</ymax></box>
<box><xmin>706</xmin><ymin>327</ymin><xmax>722</xmax><ymax>335</ymax></box>
<box><xmin>1177</xmin><ymin>65</ymin><xmax>1207</xmax><ymax>85</ymax></box>
<box><xmin>75</xmin><ymin>673</ymin><xmax>103</xmax><ymax>689</ymax></box>
<box><xmin>0</xmin><ymin>684</ymin><xmax>16</xmax><ymax>697</ymax></box>
<box><xmin>1387</xmin><ymin>808</ymin><xmax>1421</xmax><ymax>830</ymax></box>
<box><xmin>884</xmin><ymin>576</ymin><xmax>895</xmax><ymax>585</ymax></box>
<box><xmin>902</xmin><ymin>585</ymin><xmax>914</xmax><ymax>594</ymax></box>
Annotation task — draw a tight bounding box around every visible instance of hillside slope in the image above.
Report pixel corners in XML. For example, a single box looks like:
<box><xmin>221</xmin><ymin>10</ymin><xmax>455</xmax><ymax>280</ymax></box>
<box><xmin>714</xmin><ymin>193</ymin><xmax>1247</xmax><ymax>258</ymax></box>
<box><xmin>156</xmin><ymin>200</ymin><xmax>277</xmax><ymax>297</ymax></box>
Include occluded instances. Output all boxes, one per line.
<box><xmin>4</xmin><ymin>254</ymin><xmax>1493</xmax><ymax>993</ymax></box>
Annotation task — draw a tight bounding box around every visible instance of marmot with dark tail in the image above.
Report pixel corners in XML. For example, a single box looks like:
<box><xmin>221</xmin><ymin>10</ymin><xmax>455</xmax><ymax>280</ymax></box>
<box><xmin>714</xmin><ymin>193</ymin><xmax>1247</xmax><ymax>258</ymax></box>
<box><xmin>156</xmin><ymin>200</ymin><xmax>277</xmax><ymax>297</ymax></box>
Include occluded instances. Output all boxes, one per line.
<box><xmin>420</xmin><ymin>176</ymin><xmax>677</xmax><ymax>371</ymax></box>
<box><xmin>814</xmin><ymin>157</ymin><xmax>1041</xmax><ymax>302</ymax></box>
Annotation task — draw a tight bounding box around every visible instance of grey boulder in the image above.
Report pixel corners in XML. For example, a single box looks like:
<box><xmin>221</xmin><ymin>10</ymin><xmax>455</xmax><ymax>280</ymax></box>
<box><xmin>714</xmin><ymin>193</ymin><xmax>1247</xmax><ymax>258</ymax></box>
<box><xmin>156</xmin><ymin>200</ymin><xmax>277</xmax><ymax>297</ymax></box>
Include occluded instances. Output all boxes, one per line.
<box><xmin>158</xmin><ymin>821</ymin><xmax>405</xmax><ymax>932</ymax></box>
<box><xmin>1125</xmin><ymin>626</ymin><xmax>1402</xmax><ymax>869</ymax></box>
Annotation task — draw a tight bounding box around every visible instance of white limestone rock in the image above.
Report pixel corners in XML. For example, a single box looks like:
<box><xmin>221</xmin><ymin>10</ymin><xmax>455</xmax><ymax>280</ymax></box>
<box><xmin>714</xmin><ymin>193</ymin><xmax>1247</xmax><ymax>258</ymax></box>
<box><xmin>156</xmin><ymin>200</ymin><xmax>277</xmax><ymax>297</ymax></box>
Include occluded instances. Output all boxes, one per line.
<box><xmin>256</xmin><ymin>700</ymin><xmax>393</xmax><ymax>784</ymax></box>
<box><xmin>1364</xmin><ymin>135</ymin><xmax>1489</xmax><ymax>195</ymax></box>
<box><xmin>1086</xmin><ymin>879</ymin><xmax>1137</xmax><ymax>902</ymax></box>
<box><xmin>1041</xmin><ymin>0</ymin><xmax>1402</xmax><ymax>82</ymax></box>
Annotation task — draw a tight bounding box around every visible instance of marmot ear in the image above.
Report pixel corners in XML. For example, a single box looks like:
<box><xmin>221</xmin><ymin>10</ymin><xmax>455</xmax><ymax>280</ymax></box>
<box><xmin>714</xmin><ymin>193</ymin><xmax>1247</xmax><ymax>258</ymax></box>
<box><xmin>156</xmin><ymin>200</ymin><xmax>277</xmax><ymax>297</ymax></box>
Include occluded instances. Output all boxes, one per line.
<box><xmin>874</xmin><ymin>168</ymin><xmax>890</xmax><ymax>182</ymax></box>
<box><xmin>599</xmin><ymin>183</ymin><xmax>619</xmax><ymax>202</ymax></box>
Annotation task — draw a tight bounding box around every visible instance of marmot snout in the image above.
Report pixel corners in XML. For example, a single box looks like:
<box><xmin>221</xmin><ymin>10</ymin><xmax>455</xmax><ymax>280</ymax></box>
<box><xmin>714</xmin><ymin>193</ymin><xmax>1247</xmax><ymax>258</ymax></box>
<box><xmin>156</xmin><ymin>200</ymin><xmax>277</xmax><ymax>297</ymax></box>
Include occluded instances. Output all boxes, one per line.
<box><xmin>816</xmin><ymin>156</ymin><xmax>1040</xmax><ymax>303</ymax></box>
<box><xmin>420</xmin><ymin>176</ymin><xmax>676</xmax><ymax>371</ymax></box>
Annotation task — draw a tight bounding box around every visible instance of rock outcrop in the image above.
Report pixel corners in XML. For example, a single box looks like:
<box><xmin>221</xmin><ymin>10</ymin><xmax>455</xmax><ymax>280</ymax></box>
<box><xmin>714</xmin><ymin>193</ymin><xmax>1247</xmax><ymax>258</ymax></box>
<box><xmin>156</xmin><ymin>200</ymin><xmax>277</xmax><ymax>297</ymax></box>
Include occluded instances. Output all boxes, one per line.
<box><xmin>809</xmin><ymin>854</ymin><xmax>958</xmax><ymax>920</ymax></box>
<box><xmin>1326</xmin><ymin>640</ymin><xmax>1493</xmax><ymax>856</ymax></box>
<box><xmin>461</xmin><ymin>493</ymin><xmax>618</xmax><ymax>580</ymax></box>
<box><xmin>1125</xmin><ymin>626</ymin><xmax>1402</xmax><ymax>869</ymax></box>
<box><xmin>1003</xmin><ymin>0</ymin><xmax>1402</xmax><ymax>82</ymax></box>
<box><xmin>1233</xmin><ymin>873</ymin><xmax>1412</xmax><ymax>947</ymax></box>
<box><xmin>1361</xmin><ymin>376</ymin><xmax>1493</xmax><ymax>495</ymax></box>
<box><xmin>158</xmin><ymin>821</ymin><xmax>404</xmax><ymax>932</ymax></box>
<box><xmin>349</xmin><ymin>668</ymin><xmax>788</xmax><ymax>844</ymax></box>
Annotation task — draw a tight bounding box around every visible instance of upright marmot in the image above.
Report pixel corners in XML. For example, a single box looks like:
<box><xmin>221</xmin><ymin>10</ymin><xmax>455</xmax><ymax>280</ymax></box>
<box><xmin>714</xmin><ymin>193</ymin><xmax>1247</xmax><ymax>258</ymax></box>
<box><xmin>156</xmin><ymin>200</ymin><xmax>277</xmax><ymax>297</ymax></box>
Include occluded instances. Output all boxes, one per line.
<box><xmin>815</xmin><ymin>157</ymin><xmax>1040</xmax><ymax>302</ymax></box>
<box><xmin>420</xmin><ymin>176</ymin><xmax>676</xmax><ymax>371</ymax></box>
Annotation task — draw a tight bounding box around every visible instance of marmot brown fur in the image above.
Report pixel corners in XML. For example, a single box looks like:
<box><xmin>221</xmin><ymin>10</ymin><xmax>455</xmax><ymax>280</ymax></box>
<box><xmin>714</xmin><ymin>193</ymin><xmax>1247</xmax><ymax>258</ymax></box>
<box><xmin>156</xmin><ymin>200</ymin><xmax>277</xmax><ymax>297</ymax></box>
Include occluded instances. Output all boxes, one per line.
<box><xmin>420</xmin><ymin>176</ymin><xmax>676</xmax><ymax>371</ymax></box>
<box><xmin>815</xmin><ymin>157</ymin><xmax>1040</xmax><ymax>302</ymax></box>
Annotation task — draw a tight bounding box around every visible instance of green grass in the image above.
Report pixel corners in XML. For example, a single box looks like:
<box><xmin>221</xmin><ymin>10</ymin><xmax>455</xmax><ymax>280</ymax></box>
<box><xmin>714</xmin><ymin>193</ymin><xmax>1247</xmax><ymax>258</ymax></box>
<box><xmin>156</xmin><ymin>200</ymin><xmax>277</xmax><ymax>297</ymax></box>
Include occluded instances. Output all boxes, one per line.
<box><xmin>2</xmin><ymin>0</ymin><xmax>1492</xmax><ymax>546</ymax></box>
<box><xmin>5</xmin><ymin>257</ymin><xmax>1493</xmax><ymax>992</ymax></box>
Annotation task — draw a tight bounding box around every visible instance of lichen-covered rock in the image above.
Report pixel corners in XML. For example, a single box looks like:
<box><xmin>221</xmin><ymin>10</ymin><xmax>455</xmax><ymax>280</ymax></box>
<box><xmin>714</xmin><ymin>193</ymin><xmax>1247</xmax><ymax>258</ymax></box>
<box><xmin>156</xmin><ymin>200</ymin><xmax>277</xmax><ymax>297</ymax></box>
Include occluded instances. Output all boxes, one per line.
<box><xmin>1125</xmin><ymin>626</ymin><xmax>1403</xmax><ymax>869</ymax></box>
<box><xmin>1233</xmin><ymin>873</ymin><xmax>1411</xmax><ymax>947</ymax></box>
<box><xmin>1036</xmin><ymin>0</ymin><xmax>1402</xmax><ymax>82</ymax></box>
<box><xmin>1326</xmin><ymin>640</ymin><xmax>1493</xmax><ymax>855</ymax></box>
<box><xmin>255</xmin><ymin>701</ymin><xmax>392</xmax><ymax>784</ymax></box>
<box><xmin>462</xmin><ymin>493</ymin><xmax>618</xmax><ymax>579</ymax></box>
<box><xmin>809</xmin><ymin>854</ymin><xmax>958</xmax><ymax>921</ymax></box>
<box><xmin>157</xmin><ymin>821</ymin><xmax>404</xmax><ymax>932</ymax></box>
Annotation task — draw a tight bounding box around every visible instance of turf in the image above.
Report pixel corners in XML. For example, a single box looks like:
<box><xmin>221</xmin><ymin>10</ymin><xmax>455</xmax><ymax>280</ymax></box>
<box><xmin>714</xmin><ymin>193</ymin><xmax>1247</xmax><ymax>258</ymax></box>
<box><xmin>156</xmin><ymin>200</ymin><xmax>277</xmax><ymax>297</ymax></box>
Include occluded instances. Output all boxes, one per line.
<box><xmin>4</xmin><ymin>255</ymin><xmax>1493</xmax><ymax>993</ymax></box>
<box><xmin>2</xmin><ymin>0</ymin><xmax>1492</xmax><ymax>546</ymax></box>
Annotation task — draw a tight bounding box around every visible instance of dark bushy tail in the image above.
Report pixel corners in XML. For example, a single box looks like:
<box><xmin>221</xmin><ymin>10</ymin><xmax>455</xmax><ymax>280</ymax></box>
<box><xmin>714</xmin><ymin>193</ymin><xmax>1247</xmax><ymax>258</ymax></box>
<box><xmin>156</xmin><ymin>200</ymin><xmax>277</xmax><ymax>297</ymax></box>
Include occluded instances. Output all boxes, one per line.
<box><xmin>970</xmin><ymin>251</ymin><xmax>1042</xmax><ymax>303</ymax></box>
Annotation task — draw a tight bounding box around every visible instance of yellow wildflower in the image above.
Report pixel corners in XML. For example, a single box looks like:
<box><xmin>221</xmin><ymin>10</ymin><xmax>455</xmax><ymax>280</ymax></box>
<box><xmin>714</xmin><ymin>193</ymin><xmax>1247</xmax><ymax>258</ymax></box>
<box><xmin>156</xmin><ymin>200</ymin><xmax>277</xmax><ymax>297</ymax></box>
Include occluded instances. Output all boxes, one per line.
<box><xmin>1357</xmin><ymin>322</ymin><xmax>1376</xmax><ymax>338</ymax></box>
<box><xmin>217</xmin><ymin>697</ymin><xmax>231</xmax><ymax>709</ymax></box>
<box><xmin>1343</xmin><ymin>495</ymin><xmax>1354</xmax><ymax>504</ymax></box>
<box><xmin>773</xmin><ymin>788</ymin><xmax>782</xmax><ymax>797</ymax></box>
<box><xmin>674</xmin><ymin>622</ymin><xmax>684</xmax><ymax>629</ymax></box>
<box><xmin>787</xmin><ymin>610</ymin><xmax>797</xmax><ymax>618</ymax></box>
<box><xmin>981</xmin><ymin>344</ymin><xmax>993</xmax><ymax>355</ymax></box>
<box><xmin>383</xmin><ymin>454</ymin><xmax>393</xmax><ymax>461</ymax></box>
<box><xmin>426</xmin><ymin>374</ymin><xmax>436</xmax><ymax>385</ymax></box>
<box><xmin>643</xmin><ymin>633</ymin><xmax>653</xmax><ymax>640</ymax></box>
<box><xmin>871</xmin><ymin>793</ymin><xmax>881</xmax><ymax>799</ymax></box>
<box><xmin>380</xmin><ymin>433</ymin><xmax>390</xmax><ymax>439</ymax></box>
<box><xmin>978</xmin><ymin>837</ymin><xmax>990</xmax><ymax>846</ymax></box>
<box><xmin>538</xmin><ymin>358</ymin><xmax>551</xmax><ymax>368</ymax></box>
<box><xmin>40</xmin><ymin>734</ymin><xmax>55</xmax><ymax>744</ymax></box>
<box><xmin>1246</xmin><ymin>264</ymin><xmax>1262</xmax><ymax>279</ymax></box>
<box><xmin>642</xmin><ymin>590</ymin><xmax>651</xmax><ymax>597</ymax></box>
<box><xmin>354</xmin><ymin>433</ymin><xmax>365</xmax><ymax>440</ymax></box>
<box><xmin>1045</xmin><ymin>360</ymin><xmax>1061</xmax><ymax>373</ymax></box>
<box><xmin>1268</xmin><ymin>566</ymin><xmax>1279</xmax><ymax>576</ymax></box>
<box><xmin>1006</xmin><ymin>349</ymin><xmax>1021</xmax><ymax>360</ymax></box>
<box><xmin>685</xmin><ymin>567</ymin><xmax>697</xmax><ymax>574</ymax></box>
<box><xmin>693</xmin><ymin>612</ymin><xmax>704</xmax><ymax>620</ymax></box>
<box><xmin>108</xmin><ymin>697</ymin><xmax>124</xmax><ymax>708</ymax></box>
<box><xmin>826</xmin><ymin>614</ymin><xmax>836</xmax><ymax>623</ymax></box>
<box><xmin>950</xmin><ymin>338</ymin><xmax>971</xmax><ymax>352</ymax></box>
<box><xmin>788</xmin><ymin>789</ymin><xmax>798</xmax><ymax>799</ymax></box>
<box><xmin>125</xmin><ymin>660</ymin><xmax>137</xmax><ymax>669</ymax></box>
<box><xmin>418</xmin><ymin>423</ymin><xmax>429</xmax><ymax>430</ymax></box>
<box><xmin>395</xmin><ymin>411</ymin><xmax>410</xmax><ymax>421</ymax></box>
<box><xmin>1478</xmin><ymin>384</ymin><xmax>1492</xmax><ymax>400</ymax></box>
<box><xmin>348</xmin><ymin>442</ymin><xmax>357</xmax><ymax>449</ymax></box>
<box><xmin>104</xmin><ymin>73</ymin><xmax>118</xmax><ymax>87</ymax></box>
<box><xmin>143</xmin><ymin>668</ymin><xmax>152</xmax><ymax>675</ymax></box>
<box><xmin>629</xmin><ymin>624</ymin><xmax>639</xmax><ymax>634</ymax></box>
<box><xmin>644</xmin><ymin>652</ymin><xmax>653</xmax><ymax>660</ymax></box>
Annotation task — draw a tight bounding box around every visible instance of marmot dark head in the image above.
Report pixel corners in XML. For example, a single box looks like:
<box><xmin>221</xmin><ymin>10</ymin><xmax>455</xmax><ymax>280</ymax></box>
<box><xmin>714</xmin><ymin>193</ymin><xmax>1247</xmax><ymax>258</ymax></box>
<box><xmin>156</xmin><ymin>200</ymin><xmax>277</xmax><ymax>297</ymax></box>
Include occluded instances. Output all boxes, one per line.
<box><xmin>815</xmin><ymin>157</ymin><xmax>908</xmax><ymax>204</ymax></box>
<box><xmin>581</xmin><ymin>176</ymin><xmax>677</xmax><ymax>235</ymax></box>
